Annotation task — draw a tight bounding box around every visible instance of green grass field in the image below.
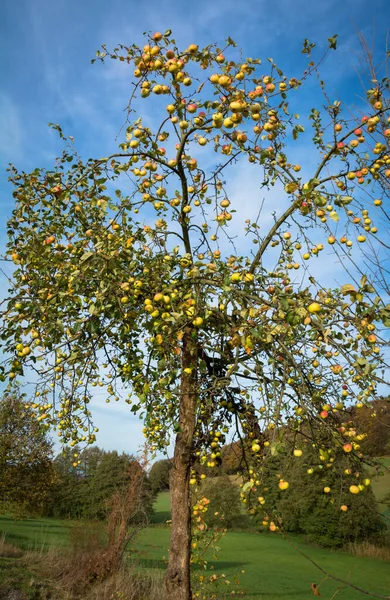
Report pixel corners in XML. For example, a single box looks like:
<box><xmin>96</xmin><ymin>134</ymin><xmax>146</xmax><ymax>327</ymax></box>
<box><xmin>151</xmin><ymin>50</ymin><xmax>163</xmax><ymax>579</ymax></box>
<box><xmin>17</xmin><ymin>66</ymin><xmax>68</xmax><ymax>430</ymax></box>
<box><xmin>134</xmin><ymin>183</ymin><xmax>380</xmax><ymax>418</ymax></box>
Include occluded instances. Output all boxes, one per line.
<box><xmin>370</xmin><ymin>457</ymin><xmax>390</xmax><ymax>522</ymax></box>
<box><xmin>0</xmin><ymin>460</ymin><xmax>389</xmax><ymax>600</ymax></box>
<box><xmin>150</xmin><ymin>490</ymin><xmax>171</xmax><ymax>524</ymax></box>
<box><xmin>1</xmin><ymin>500</ymin><xmax>390</xmax><ymax>600</ymax></box>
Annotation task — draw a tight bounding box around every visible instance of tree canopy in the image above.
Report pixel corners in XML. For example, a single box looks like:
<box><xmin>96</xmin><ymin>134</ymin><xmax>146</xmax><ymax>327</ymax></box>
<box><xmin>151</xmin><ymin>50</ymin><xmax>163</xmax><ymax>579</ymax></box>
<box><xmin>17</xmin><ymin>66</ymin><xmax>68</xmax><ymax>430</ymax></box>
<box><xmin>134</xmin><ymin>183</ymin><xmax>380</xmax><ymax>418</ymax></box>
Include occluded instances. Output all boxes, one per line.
<box><xmin>48</xmin><ymin>446</ymin><xmax>154</xmax><ymax>521</ymax></box>
<box><xmin>0</xmin><ymin>30</ymin><xmax>389</xmax><ymax>599</ymax></box>
<box><xmin>0</xmin><ymin>391</ymin><xmax>55</xmax><ymax>516</ymax></box>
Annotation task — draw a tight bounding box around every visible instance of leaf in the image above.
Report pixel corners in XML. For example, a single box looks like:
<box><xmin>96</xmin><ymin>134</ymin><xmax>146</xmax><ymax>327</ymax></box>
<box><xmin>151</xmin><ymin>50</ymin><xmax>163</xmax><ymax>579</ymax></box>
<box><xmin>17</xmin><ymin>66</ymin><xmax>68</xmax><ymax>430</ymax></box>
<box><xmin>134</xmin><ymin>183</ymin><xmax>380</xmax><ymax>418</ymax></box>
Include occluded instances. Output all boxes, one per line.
<box><xmin>242</xmin><ymin>481</ymin><xmax>254</xmax><ymax>493</ymax></box>
<box><xmin>328</xmin><ymin>34</ymin><xmax>338</xmax><ymax>50</ymax></box>
<box><xmin>80</xmin><ymin>252</ymin><xmax>94</xmax><ymax>263</ymax></box>
<box><xmin>88</xmin><ymin>304</ymin><xmax>98</xmax><ymax>316</ymax></box>
<box><xmin>311</xmin><ymin>583</ymin><xmax>321</xmax><ymax>596</ymax></box>
<box><xmin>340</xmin><ymin>284</ymin><xmax>356</xmax><ymax>295</ymax></box>
<box><xmin>360</xmin><ymin>274</ymin><xmax>367</xmax><ymax>288</ymax></box>
<box><xmin>285</xmin><ymin>182</ymin><xmax>299</xmax><ymax>193</ymax></box>
<box><xmin>380</xmin><ymin>305</ymin><xmax>390</xmax><ymax>327</ymax></box>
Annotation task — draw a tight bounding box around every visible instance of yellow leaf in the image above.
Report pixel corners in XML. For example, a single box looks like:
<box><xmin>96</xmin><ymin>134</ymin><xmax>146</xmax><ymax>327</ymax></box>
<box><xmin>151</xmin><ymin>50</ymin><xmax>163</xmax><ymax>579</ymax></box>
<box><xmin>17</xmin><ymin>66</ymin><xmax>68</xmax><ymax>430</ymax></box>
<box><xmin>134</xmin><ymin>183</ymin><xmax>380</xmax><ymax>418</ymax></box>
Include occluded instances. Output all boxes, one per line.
<box><xmin>340</xmin><ymin>284</ymin><xmax>356</xmax><ymax>295</ymax></box>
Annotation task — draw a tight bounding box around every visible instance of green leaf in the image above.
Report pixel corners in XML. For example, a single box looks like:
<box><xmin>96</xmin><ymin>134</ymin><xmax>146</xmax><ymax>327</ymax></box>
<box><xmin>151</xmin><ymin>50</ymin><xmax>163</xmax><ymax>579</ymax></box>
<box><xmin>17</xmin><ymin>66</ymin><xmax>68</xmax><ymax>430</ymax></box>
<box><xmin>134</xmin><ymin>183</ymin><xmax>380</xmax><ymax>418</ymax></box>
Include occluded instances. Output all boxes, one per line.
<box><xmin>242</xmin><ymin>481</ymin><xmax>253</xmax><ymax>493</ymax></box>
<box><xmin>328</xmin><ymin>35</ymin><xmax>338</xmax><ymax>50</ymax></box>
<box><xmin>80</xmin><ymin>252</ymin><xmax>94</xmax><ymax>263</ymax></box>
<box><xmin>88</xmin><ymin>304</ymin><xmax>98</xmax><ymax>316</ymax></box>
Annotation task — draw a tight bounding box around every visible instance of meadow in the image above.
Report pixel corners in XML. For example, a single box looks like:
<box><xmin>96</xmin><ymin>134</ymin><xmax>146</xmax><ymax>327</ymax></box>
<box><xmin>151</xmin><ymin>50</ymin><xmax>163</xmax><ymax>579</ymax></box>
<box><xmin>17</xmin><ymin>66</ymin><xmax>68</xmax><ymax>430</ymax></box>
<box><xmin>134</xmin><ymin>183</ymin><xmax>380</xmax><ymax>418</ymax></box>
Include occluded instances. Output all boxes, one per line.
<box><xmin>1</xmin><ymin>482</ymin><xmax>390</xmax><ymax>600</ymax></box>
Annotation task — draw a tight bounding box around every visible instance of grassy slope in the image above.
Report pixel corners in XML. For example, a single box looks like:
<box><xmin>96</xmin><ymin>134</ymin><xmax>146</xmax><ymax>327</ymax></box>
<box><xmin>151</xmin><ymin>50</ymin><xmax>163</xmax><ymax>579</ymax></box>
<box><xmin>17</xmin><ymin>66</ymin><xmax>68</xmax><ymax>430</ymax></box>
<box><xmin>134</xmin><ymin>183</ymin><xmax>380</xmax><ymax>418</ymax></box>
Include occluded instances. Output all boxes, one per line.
<box><xmin>371</xmin><ymin>457</ymin><xmax>390</xmax><ymax>521</ymax></box>
<box><xmin>132</xmin><ymin>527</ymin><xmax>390</xmax><ymax>600</ymax></box>
<box><xmin>0</xmin><ymin>462</ymin><xmax>388</xmax><ymax>600</ymax></box>
<box><xmin>150</xmin><ymin>491</ymin><xmax>171</xmax><ymax>524</ymax></box>
<box><xmin>1</xmin><ymin>509</ymin><xmax>390</xmax><ymax>600</ymax></box>
<box><xmin>0</xmin><ymin>515</ymin><xmax>70</xmax><ymax>551</ymax></box>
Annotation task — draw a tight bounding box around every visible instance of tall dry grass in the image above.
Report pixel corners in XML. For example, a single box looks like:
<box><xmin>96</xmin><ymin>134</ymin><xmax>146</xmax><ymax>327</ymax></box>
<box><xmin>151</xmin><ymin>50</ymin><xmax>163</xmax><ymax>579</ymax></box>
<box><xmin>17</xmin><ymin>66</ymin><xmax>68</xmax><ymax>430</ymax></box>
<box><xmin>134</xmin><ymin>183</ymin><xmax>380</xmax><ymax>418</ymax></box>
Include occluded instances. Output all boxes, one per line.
<box><xmin>0</xmin><ymin>533</ymin><xmax>24</xmax><ymax>558</ymax></box>
<box><xmin>85</xmin><ymin>570</ymin><xmax>165</xmax><ymax>600</ymax></box>
<box><xmin>35</xmin><ymin>456</ymin><xmax>154</xmax><ymax>598</ymax></box>
<box><xmin>346</xmin><ymin>540</ymin><xmax>390</xmax><ymax>562</ymax></box>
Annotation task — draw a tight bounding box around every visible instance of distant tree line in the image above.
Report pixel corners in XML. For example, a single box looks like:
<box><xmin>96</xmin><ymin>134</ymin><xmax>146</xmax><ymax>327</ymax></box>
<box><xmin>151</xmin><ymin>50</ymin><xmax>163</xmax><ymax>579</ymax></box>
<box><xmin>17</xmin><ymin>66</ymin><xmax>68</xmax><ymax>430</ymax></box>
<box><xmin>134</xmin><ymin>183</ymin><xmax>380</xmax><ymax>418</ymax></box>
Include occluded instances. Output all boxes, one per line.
<box><xmin>148</xmin><ymin>398</ymin><xmax>389</xmax><ymax>547</ymax></box>
<box><xmin>1</xmin><ymin>392</ymin><xmax>388</xmax><ymax>549</ymax></box>
<box><xmin>46</xmin><ymin>445</ymin><xmax>154</xmax><ymax>521</ymax></box>
<box><xmin>149</xmin><ymin>398</ymin><xmax>390</xmax><ymax>490</ymax></box>
<box><xmin>0</xmin><ymin>392</ymin><xmax>154</xmax><ymax>521</ymax></box>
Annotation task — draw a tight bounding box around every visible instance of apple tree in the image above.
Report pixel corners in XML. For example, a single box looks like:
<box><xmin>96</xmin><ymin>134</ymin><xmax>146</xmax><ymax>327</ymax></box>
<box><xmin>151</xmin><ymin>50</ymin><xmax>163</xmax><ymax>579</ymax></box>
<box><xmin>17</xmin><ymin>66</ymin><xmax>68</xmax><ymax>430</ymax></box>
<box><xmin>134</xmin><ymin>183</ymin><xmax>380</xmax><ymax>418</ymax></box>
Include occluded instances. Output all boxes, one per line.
<box><xmin>1</xmin><ymin>30</ymin><xmax>389</xmax><ymax>599</ymax></box>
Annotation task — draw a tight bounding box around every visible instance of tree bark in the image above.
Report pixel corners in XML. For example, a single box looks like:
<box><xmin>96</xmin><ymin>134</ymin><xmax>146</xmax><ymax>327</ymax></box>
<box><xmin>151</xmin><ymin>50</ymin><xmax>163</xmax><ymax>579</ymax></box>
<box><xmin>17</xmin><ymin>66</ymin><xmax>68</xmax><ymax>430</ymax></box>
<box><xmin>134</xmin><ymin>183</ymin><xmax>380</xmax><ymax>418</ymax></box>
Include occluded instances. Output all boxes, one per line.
<box><xmin>164</xmin><ymin>330</ymin><xmax>197</xmax><ymax>600</ymax></box>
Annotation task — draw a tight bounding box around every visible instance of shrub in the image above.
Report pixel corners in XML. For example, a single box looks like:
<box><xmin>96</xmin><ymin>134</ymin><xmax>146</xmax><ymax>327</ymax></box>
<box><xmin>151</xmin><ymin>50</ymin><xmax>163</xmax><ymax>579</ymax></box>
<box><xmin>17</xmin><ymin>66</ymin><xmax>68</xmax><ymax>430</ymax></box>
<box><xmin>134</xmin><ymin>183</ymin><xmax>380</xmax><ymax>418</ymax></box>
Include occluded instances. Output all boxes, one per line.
<box><xmin>148</xmin><ymin>459</ymin><xmax>172</xmax><ymax>494</ymax></box>
<box><xmin>258</xmin><ymin>449</ymin><xmax>385</xmax><ymax>548</ymax></box>
<box><xmin>200</xmin><ymin>476</ymin><xmax>241</xmax><ymax>528</ymax></box>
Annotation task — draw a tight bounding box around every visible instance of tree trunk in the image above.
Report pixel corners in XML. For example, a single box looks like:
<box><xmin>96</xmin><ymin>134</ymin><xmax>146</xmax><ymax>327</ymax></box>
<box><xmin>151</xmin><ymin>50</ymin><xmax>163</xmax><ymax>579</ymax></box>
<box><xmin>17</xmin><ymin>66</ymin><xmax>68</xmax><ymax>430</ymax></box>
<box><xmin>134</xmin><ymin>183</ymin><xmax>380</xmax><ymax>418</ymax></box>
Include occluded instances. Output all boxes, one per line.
<box><xmin>165</xmin><ymin>330</ymin><xmax>197</xmax><ymax>600</ymax></box>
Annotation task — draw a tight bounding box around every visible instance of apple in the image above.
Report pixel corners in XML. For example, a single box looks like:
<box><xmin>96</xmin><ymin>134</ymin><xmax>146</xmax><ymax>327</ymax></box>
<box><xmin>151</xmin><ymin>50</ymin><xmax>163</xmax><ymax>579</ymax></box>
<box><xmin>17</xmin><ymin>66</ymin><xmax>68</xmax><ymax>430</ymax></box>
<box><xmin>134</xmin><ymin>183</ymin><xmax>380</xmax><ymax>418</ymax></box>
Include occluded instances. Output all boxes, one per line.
<box><xmin>308</xmin><ymin>302</ymin><xmax>321</xmax><ymax>313</ymax></box>
<box><xmin>252</xmin><ymin>443</ymin><xmax>261</xmax><ymax>452</ymax></box>
<box><xmin>218</xmin><ymin>75</ymin><xmax>231</xmax><ymax>87</ymax></box>
<box><xmin>340</xmin><ymin>505</ymin><xmax>348</xmax><ymax>512</ymax></box>
<box><xmin>279</xmin><ymin>480</ymin><xmax>289</xmax><ymax>491</ymax></box>
<box><xmin>349</xmin><ymin>485</ymin><xmax>360</xmax><ymax>494</ymax></box>
<box><xmin>323</xmin><ymin>487</ymin><xmax>331</xmax><ymax>494</ymax></box>
<box><xmin>320</xmin><ymin>410</ymin><xmax>329</xmax><ymax>419</ymax></box>
<box><xmin>293</xmin><ymin>449</ymin><xmax>303</xmax><ymax>457</ymax></box>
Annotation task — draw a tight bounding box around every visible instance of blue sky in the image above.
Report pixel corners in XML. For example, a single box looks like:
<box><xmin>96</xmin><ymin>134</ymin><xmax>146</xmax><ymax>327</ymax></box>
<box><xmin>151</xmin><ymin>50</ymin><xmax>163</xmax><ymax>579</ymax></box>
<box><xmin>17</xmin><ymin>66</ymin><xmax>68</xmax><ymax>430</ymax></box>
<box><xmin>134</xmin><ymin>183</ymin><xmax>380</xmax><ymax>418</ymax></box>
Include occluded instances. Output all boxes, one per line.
<box><xmin>0</xmin><ymin>0</ymin><xmax>389</xmax><ymax>456</ymax></box>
